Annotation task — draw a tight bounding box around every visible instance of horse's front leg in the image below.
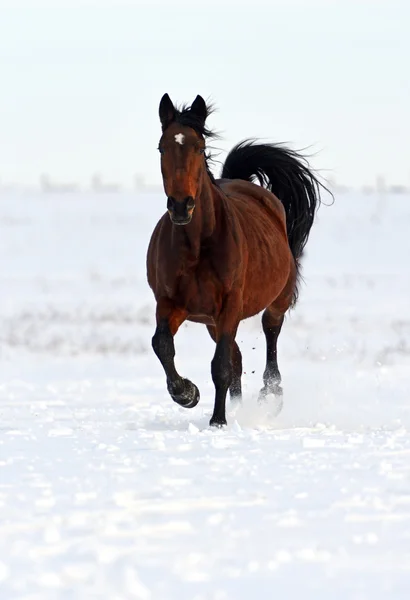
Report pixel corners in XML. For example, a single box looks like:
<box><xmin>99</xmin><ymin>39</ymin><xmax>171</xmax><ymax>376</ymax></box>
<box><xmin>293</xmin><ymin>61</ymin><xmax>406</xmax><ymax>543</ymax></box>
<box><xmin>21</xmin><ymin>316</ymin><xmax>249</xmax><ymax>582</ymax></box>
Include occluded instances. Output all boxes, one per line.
<box><xmin>152</xmin><ymin>299</ymin><xmax>199</xmax><ymax>409</ymax></box>
<box><xmin>210</xmin><ymin>292</ymin><xmax>242</xmax><ymax>427</ymax></box>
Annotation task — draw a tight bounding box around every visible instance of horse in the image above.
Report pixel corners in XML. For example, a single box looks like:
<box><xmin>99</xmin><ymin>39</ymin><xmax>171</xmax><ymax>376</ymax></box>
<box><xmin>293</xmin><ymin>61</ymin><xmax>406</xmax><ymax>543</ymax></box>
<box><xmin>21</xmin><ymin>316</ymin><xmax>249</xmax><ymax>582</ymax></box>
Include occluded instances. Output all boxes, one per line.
<box><xmin>146</xmin><ymin>93</ymin><xmax>329</xmax><ymax>427</ymax></box>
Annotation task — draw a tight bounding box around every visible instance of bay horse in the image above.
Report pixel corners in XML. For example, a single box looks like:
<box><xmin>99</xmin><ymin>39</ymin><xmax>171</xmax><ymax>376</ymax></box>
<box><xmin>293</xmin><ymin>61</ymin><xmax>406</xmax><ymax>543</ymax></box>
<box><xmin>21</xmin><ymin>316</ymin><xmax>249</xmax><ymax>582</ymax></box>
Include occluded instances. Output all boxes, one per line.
<box><xmin>147</xmin><ymin>94</ymin><xmax>329</xmax><ymax>427</ymax></box>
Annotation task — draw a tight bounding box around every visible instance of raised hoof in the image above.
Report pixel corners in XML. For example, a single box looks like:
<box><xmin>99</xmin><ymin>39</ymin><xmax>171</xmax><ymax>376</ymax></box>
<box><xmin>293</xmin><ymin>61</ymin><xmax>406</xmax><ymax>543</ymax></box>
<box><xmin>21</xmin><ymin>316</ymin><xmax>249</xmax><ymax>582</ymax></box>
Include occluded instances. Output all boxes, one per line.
<box><xmin>209</xmin><ymin>418</ymin><xmax>227</xmax><ymax>428</ymax></box>
<box><xmin>168</xmin><ymin>378</ymin><xmax>200</xmax><ymax>408</ymax></box>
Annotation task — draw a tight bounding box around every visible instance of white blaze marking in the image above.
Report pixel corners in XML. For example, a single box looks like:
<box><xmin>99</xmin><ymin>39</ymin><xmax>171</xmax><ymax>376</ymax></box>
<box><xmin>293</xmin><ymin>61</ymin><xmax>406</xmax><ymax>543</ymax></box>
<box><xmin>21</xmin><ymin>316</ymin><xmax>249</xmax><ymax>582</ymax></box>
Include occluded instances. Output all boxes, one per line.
<box><xmin>174</xmin><ymin>133</ymin><xmax>185</xmax><ymax>145</ymax></box>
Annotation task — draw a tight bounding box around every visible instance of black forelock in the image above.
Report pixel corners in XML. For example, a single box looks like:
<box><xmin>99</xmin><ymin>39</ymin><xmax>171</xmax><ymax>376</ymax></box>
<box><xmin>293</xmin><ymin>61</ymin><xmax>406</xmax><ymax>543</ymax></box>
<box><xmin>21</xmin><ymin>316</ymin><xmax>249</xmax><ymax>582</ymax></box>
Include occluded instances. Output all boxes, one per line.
<box><xmin>170</xmin><ymin>102</ymin><xmax>217</xmax><ymax>141</ymax></box>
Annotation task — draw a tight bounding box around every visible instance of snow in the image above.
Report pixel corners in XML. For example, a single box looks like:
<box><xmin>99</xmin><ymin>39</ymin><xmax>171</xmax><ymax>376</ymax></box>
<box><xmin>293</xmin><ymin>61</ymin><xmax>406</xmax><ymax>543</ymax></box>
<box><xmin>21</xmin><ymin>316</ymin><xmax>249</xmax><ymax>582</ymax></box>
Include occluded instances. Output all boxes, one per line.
<box><xmin>1</xmin><ymin>189</ymin><xmax>410</xmax><ymax>599</ymax></box>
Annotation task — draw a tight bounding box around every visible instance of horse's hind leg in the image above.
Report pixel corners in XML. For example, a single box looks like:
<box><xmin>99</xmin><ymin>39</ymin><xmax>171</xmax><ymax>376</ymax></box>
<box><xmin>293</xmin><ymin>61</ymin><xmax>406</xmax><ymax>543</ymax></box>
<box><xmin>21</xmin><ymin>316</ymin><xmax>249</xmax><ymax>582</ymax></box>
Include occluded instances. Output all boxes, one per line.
<box><xmin>259</xmin><ymin>266</ymin><xmax>296</xmax><ymax>404</ymax></box>
<box><xmin>207</xmin><ymin>325</ymin><xmax>242</xmax><ymax>403</ymax></box>
<box><xmin>152</xmin><ymin>298</ymin><xmax>199</xmax><ymax>409</ymax></box>
<box><xmin>259</xmin><ymin>308</ymin><xmax>284</xmax><ymax>400</ymax></box>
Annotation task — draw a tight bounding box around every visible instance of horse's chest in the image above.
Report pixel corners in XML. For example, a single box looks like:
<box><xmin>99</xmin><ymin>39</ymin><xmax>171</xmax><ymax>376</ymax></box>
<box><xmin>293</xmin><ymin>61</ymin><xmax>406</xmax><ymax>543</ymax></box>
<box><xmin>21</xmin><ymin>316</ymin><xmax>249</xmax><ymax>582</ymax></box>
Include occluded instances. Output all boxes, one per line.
<box><xmin>175</xmin><ymin>264</ymin><xmax>222</xmax><ymax>317</ymax></box>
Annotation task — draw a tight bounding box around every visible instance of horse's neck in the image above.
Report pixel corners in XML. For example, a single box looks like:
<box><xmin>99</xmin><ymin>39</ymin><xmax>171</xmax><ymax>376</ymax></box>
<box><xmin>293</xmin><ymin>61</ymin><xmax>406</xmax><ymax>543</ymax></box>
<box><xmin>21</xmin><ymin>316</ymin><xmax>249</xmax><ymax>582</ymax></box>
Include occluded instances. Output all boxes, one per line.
<box><xmin>175</xmin><ymin>176</ymin><xmax>217</xmax><ymax>259</ymax></box>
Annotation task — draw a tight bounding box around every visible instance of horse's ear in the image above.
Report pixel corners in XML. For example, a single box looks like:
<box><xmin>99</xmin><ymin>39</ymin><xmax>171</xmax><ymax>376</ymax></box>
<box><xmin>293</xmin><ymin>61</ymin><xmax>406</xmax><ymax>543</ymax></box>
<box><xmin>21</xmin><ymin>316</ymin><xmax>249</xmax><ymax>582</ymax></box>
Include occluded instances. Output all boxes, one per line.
<box><xmin>159</xmin><ymin>93</ymin><xmax>176</xmax><ymax>130</ymax></box>
<box><xmin>190</xmin><ymin>95</ymin><xmax>207</xmax><ymax>124</ymax></box>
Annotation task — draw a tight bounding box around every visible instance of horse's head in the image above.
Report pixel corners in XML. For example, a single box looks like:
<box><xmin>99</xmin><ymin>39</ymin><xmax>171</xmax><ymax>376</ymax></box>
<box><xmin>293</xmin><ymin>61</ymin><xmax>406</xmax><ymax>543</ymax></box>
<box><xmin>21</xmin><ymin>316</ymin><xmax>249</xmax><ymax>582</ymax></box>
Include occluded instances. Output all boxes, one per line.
<box><xmin>158</xmin><ymin>93</ymin><xmax>210</xmax><ymax>225</ymax></box>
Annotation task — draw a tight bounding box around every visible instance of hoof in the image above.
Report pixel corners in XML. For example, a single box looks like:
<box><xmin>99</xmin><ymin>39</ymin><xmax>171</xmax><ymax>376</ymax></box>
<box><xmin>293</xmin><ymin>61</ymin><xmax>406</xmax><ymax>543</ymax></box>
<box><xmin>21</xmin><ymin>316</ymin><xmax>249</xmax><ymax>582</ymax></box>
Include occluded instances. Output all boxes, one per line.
<box><xmin>168</xmin><ymin>378</ymin><xmax>200</xmax><ymax>408</ymax></box>
<box><xmin>258</xmin><ymin>385</ymin><xmax>283</xmax><ymax>417</ymax></box>
<box><xmin>229</xmin><ymin>393</ymin><xmax>242</xmax><ymax>406</ymax></box>
<box><xmin>209</xmin><ymin>416</ymin><xmax>227</xmax><ymax>428</ymax></box>
<box><xmin>258</xmin><ymin>383</ymin><xmax>283</xmax><ymax>402</ymax></box>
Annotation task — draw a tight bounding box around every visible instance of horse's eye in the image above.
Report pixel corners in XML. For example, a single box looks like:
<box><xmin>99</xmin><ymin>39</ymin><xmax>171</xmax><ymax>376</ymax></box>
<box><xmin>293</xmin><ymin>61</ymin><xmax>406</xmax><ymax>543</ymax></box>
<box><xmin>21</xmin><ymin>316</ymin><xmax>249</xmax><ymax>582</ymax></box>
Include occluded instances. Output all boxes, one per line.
<box><xmin>158</xmin><ymin>147</ymin><xmax>165</xmax><ymax>155</ymax></box>
<box><xmin>199</xmin><ymin>148</ymin><xmax>205</xmax><ymax>155</ymax></box>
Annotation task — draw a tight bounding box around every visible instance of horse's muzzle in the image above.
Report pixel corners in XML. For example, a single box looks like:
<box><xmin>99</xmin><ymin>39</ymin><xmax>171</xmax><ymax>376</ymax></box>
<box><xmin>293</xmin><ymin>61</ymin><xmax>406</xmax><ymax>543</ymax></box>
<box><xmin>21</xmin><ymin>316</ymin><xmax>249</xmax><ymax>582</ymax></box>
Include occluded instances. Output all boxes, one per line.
<box><xmin>167</xmin><ymin>196</ymin><xmax>195</xmax><ymax>225</ymax></box>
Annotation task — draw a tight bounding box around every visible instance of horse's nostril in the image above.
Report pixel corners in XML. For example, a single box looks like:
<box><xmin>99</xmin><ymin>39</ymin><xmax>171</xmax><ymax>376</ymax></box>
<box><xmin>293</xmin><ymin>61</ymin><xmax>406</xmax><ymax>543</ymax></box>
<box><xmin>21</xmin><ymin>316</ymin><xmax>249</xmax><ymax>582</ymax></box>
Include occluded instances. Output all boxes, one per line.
<box><xmin>186</xmin><ymin>196</ymin><xmax>195</xmax><ymax>210</ymax></box>
<box><xmin>167</xmin><ymin>196</ymin><xmax>175</xmax><ymax>210</ymax></box>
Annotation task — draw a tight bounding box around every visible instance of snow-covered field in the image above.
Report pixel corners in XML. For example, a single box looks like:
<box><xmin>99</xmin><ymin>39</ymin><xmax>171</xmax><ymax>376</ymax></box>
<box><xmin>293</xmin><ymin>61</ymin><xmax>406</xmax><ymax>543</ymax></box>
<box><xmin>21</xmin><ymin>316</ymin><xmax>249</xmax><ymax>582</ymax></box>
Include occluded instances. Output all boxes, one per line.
<box><xmin>1</xmin><ymin>189</ymin><xmax>410</xmax><ymax>599</ymax></box>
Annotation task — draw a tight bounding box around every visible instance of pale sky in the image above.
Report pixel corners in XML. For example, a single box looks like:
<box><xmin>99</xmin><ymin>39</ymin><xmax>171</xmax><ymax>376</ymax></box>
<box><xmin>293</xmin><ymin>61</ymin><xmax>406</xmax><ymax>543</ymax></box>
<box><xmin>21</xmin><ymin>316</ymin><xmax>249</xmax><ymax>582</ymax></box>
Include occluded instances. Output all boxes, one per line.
<box><xmin>0</xmin><ymin>0</ymin><xmax>409</xmax><ymax>187</ymax></box>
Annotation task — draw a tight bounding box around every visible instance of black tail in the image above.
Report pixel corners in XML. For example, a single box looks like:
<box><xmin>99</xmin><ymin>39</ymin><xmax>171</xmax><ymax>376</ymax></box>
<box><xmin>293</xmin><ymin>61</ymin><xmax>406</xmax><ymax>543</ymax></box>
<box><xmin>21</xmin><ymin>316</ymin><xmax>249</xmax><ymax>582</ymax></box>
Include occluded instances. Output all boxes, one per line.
<box><xmin>221</xmin><ymin>140</ymin><xmax>331</xmax><ymax>303</ymax></box>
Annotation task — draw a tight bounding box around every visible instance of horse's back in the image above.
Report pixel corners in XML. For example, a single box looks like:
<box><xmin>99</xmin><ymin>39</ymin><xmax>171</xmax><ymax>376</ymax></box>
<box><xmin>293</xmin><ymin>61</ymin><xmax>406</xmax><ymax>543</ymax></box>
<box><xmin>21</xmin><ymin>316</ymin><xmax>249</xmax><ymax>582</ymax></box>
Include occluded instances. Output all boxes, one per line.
<box><xmin>216</xmin><ymin>178</ymin><xmax>287</xmax><ymax>231</ymax></box>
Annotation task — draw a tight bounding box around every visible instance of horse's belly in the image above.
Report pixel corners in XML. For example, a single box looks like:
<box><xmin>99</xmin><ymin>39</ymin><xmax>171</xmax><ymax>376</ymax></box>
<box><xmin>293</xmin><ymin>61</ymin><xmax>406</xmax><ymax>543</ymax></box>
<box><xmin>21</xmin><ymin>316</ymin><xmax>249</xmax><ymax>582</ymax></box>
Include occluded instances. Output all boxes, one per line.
<box><xmin>188</xmin><ymin>314</ymin><xmax>216</xmax><ymax>326</ymax></box>
<box><xmin>242</xmin><ymin>244</ymin><xmax>292</xmax><ymax>317</ymax></box>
